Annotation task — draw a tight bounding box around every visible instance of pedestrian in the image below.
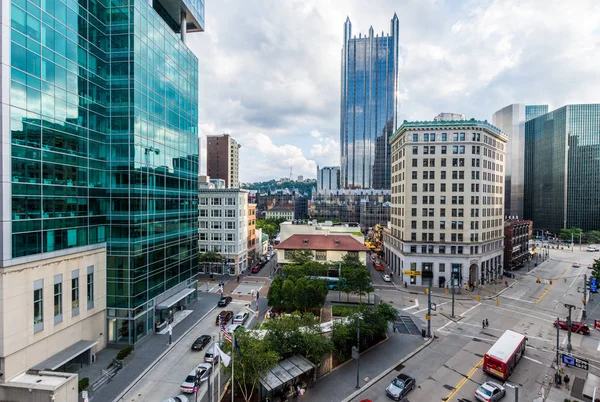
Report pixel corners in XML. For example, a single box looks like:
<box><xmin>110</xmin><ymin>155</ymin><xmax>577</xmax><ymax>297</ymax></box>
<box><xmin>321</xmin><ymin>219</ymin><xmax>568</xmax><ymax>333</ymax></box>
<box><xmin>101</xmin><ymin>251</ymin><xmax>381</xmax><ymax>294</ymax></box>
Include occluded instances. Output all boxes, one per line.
<box><xmin>237</xmin><ymin>275</ymin><xmax>240</xmax><ymax>283</ymax></box>
<box><xmin>485</xmin><ymin>319</ymin><xmax>489</xmax><ymax>328</ymax></box>
<box><xmin>167</xmin><ymin>323</ymin><xmax>172</xmax><ymax>345</ymax></box>
<box><xmin>482</xmin><ymin>320</ymin><xmax>485</xmax><ymax>329</ymax></box>
<box><xmin>564</xmin><ymin>374</ymin><xmax>570</xmax><ymax>390</ymax></box>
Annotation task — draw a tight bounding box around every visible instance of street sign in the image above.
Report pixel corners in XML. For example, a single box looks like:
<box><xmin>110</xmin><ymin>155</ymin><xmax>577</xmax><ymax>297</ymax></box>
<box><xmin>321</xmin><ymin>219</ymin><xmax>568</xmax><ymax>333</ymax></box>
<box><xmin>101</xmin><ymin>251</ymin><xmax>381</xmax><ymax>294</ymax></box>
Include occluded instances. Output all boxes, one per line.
<box><xmin>591</xmin><ymin>277</ymin><xmax>598</xmax><ymax>293</ymax></box>
<box><xmin>403</xmin><ymin>270</ymin><xmax>422</xmax><ymax>276</ymax></box>
<box><xmin>562</xmin><ymin>354</ymin><xmax>589</xmax><ymax>370</ymax></box>
<box><xmin>431</xmin><ymin>303</ymin><xmax>437</xmax><ymax>311</ymax></box>
<box><xmin>351</xmin><ymin>346</ymin><xmax>360</xmax><ymax>360</ymax></box>
<box><xmin>81</xmin><ymin>391</ymin><xmax>88</xmax><ymax>400</ymax></box>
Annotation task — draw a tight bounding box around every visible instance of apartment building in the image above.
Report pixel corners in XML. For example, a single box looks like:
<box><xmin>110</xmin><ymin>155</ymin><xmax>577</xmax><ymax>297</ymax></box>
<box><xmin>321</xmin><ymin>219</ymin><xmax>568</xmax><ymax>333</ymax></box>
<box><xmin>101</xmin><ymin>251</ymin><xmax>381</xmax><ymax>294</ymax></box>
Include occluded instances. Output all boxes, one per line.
<box><xmin>384</xmin><ymin>118</ymin><xmax>508</xmax><ymax>288</ymax></box>
<box><xmin>207</xmin><ymin>134</ymin><xmax>241</xmax><ymax>189</ymax></box>
<box><xmin>199</xmin><ymin>189</ymin><xmax>249</xmax><ymax>275</ymax></box>
<box><xmin>248</xmin><ymin>204</ymin><xmax>257</xmax><ymax>265</ymax></box>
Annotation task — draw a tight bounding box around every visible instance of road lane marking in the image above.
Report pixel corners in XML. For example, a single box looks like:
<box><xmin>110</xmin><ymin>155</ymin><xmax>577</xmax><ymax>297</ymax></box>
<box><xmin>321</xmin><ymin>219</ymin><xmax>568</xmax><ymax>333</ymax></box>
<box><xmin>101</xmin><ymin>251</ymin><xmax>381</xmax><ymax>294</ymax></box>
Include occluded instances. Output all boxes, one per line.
<box><xmin>460</xmin><ymin>302</ymin><xmax>481</xmax><ymax>317</ymax></box>
<box><xmin>597</xmin><ymin>341</ymin><xmax>600</xmax><ymax>351</ymax></box>
<box><xmin>490</xmin><ymin>305</ymin><xmax>555</xmax><ymax>323</ymax></box>
<box><xmin>500</xmin><ymin>295</ymin><xmax>535</xmax><ymax>304</ymax></box>
<box><xmin>438</xmin><ymin>320</ymin><xmax>455</xmax><ymax>331</ymax></box>
<box><xmin>443</xmin><ymin>358</ymin><xmax>484</xmax><ymax>401</ymax></box>
<box><xmin>536</xmin><ymin>265</ymin><xmax>572</xmax><ymax>303</ymax></box>
<box><xmin>569</xmin><ymin>266</ymin><xmax>585</xmax><ymax>288</ymax></box>
<box><xmin>402</xmin><ymin>299</ymin><xmax>419</xmax><ymax>311</ymax></box>
<box><xmin>487</xmin><ymin>300</ymin><xmax>557</xmax><ymax>319</ymax></box>
<box><xmin>523</xmin><ymin>355</ymin><xmax>543</xmax><ymax>365</ymax></box>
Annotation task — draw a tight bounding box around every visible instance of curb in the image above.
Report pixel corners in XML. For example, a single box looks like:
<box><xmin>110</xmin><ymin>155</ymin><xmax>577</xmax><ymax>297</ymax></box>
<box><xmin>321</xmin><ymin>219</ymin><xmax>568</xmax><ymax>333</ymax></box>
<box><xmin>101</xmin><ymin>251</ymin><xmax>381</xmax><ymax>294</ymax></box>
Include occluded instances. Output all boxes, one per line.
<box><xmin>111</xmin><ymin>304</ymin><xmax>217</xmax><ymax>402</ymax></box>
<box><xmin>341</xmin><ymin>332</ymin><xmax>435</xmax><ymax>402</ymax></box>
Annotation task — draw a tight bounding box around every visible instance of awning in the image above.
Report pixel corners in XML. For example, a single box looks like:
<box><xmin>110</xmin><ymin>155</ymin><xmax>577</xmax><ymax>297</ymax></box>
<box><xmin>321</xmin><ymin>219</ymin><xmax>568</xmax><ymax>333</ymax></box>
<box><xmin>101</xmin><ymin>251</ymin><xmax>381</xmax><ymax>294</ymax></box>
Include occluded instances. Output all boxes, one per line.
<box><xmin>156</xmin><ymin>287</ymin><xmax>195</xmax><ymax>309</ymax></box>
<box><xmin>259</xmin><ymin>355</ymin><xmax>315</xmax><ymax>392</ymax></box>
<box><xmin>30</xmin><ymin>340</ymin><xmax>98</xmax><ymax>371</ymax></box>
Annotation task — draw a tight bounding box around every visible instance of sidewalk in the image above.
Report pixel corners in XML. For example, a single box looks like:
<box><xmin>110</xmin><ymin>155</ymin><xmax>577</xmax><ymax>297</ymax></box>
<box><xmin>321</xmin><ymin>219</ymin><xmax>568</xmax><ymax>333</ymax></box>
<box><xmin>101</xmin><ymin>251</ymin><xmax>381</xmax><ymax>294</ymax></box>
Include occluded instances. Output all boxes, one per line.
<box><xmin>90</xmin><ymin>291</ymin><xmax>220</xmax><ymax>402</ymax></box>
<box><xmin>303</xmin><ymin>330</ymin><xmax>427</xmax><ymax>402</ymax></box>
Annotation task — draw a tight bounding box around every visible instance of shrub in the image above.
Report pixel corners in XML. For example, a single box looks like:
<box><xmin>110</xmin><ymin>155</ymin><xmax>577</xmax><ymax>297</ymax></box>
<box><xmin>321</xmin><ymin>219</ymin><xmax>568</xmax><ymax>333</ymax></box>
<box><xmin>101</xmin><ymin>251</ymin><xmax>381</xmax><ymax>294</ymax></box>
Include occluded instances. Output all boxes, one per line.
<box><xmin>116</xmin><ymin>346</ymin><xmax>133</xmax><ymax>361</ymax></box>
<box><xmin>78</xmin><ymin>377</ymin><xmax>89</xmax><ymax>393</ymax></box>
<box><xmin>332</xmin><ymin>305</ymin><xmax>359</xmax><ymax>317</ymax></box>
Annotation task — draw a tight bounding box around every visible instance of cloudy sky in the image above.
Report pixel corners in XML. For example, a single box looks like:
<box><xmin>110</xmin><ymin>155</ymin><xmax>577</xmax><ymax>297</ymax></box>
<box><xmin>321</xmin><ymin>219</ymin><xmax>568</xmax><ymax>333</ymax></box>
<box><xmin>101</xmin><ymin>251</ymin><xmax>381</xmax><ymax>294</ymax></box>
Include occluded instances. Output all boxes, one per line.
<box><xmin>187</xmin><ymin>0</ymin><xmax>600</xmax><ymax>183</ymax></box>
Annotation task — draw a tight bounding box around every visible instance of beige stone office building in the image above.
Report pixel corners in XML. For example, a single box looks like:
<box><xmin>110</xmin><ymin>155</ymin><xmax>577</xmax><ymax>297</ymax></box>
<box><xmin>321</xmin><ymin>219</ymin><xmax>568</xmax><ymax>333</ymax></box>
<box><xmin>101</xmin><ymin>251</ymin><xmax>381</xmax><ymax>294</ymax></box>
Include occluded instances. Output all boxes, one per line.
<box><xmin>384</xmin><ymin>118</ymin><xmax>508</xmax><ymax>289</ymax></box>
<box><xmin>0</xmin><ymin>247</ymin><xmax>106</xmax><ymax>400</ymax></box>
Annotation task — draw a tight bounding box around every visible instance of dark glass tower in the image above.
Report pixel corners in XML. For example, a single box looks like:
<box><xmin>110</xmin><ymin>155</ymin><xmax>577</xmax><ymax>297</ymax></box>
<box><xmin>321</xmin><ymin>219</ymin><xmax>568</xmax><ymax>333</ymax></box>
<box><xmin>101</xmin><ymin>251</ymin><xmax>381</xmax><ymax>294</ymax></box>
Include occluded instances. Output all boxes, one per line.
<box><xmin>3</xmin><ymin>0</ymin><xmax>203</xmax><ymax>344</ymax></box>
<box><xmin>340</xmin><ymin>14</ymin><xmax>399</xmax><ymax>189</ymax></box>
<box><xmin>524</xmin><ymin>104</ymin><xmax>600</xmax><ymax>233</ymax></box>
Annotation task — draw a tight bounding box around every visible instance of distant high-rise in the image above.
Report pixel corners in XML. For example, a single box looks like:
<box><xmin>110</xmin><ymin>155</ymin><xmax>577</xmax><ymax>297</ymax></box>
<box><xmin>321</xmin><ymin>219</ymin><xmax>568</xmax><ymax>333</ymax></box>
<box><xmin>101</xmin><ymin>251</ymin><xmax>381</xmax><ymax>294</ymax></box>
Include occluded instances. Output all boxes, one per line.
<box><xmin>524</xmin><ymin>104</ymin><xmax>600</xmax><ymax>233</ymax></box>
<box><xmin>207</xmin><ymin>134</ymin><xmax>241</xmax><ymax>188</ymax></box>
<box><xmin>340</xmin><ymin>14</ymin><xmax>399</xmax><ymax>190</ymax></box>
<box><xmin>317</xmin><ymin>166</ymin><xmax>340</xmax><ymax>191</ymax></box>
<box><xmin>492</xmin><ymin>104</ymin><xmax>548</xmax><ymax>218</ymax></box>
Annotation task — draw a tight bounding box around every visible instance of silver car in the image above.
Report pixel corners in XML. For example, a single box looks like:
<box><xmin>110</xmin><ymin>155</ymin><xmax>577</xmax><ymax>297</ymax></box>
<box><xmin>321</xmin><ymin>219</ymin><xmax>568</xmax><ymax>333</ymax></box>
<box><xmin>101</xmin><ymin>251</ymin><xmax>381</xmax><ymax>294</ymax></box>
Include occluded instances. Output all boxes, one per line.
<box><xmin>161</xmin><ymin>396</ymin><xmax>189</xmax><ymax>402</ymax></box>
<box><xmin>475</xmin><ymin>381</ymin><xmax>505</xmax><ymax>402</ymax></box>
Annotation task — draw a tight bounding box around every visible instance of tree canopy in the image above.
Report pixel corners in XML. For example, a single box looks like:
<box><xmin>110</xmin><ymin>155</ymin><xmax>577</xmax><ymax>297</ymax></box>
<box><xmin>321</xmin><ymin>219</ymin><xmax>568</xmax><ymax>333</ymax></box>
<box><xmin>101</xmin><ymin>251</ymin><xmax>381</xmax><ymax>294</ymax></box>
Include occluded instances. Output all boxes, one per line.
<box><xmin>220</xmin><ymin>329</ymin><xmax>280</xmax><ymax>402</ymax></box>
<box><xmin>263</xmin><ymin>312</ymin><xmax>332</xmax><ymax>365</ymax></box>
<box><xmin>256</xmin><ymin>218</ymin><xmax>286</xmax><ymax>240</ymax></box>
<box><xmin>267</xmin><ymin>275</ymin><xmax>328</xmax><ymax>312</ymax></box>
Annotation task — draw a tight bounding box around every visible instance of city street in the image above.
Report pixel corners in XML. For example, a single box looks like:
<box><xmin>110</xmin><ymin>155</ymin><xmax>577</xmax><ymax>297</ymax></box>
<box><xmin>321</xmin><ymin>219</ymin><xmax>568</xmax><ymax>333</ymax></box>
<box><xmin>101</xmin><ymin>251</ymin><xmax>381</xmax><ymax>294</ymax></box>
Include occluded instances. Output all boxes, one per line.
<box><xmin>350</xmin><ymin>247</ymin><xmax>600</xmax><ymax>402</ymax></box>
<box><xmin>117</xmin><ymin>298</ymin><xmax>258</xmax><ymax>402</ymax></box>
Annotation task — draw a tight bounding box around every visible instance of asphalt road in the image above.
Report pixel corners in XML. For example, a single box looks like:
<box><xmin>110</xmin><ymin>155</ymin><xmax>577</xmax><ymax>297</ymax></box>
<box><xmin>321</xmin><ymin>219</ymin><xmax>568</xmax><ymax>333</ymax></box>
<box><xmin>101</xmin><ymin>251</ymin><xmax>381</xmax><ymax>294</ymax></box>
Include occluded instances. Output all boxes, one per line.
<box><xmin>352</xmin><ymin>247</ymin><xmax>600</xmax><ymax>402</ymax></box>
<box><xmin>117</xmin><ymin>298</ymin><xmax>260</xmax><ymax>402</ymax></box>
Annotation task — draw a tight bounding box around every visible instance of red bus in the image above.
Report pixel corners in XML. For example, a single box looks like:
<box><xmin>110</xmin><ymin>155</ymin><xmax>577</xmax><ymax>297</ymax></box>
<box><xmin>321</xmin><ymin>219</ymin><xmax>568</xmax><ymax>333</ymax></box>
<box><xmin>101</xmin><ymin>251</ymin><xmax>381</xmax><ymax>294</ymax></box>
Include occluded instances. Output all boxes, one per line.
<box><xmin>483</xmin><ymin>330</ymin><xmax>527</xmax><ymax>380</ymax></box>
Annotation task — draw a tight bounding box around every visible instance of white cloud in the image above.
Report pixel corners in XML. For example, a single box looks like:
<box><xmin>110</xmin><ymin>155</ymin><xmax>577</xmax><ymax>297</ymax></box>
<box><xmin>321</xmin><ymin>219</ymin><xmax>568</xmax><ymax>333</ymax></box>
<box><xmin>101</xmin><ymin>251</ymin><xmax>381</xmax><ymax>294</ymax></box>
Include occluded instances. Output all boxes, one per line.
<box><xmin>187</xmin><ymin>0</ymin><xmax>600</xmax><ymax>182</ymax></box>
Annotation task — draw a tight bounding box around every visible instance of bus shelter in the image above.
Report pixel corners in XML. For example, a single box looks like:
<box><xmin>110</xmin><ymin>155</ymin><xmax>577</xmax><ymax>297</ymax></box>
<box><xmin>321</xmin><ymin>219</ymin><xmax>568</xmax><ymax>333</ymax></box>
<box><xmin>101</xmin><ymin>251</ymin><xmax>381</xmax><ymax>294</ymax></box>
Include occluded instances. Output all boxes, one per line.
<box><xmin>258</xmin><ymin>355</ymin><xmax>316</xmax><ymax>401</ymax></box>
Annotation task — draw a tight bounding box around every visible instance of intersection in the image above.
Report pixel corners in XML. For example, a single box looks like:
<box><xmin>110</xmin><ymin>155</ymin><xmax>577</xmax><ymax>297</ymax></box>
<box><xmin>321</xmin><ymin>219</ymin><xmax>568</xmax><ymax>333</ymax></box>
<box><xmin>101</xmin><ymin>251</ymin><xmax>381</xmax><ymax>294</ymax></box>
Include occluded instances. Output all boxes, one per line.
<box><xmin>350</xmin><ymin>247</ymin><xmax>600</xmax><ymax>402</ymax></box>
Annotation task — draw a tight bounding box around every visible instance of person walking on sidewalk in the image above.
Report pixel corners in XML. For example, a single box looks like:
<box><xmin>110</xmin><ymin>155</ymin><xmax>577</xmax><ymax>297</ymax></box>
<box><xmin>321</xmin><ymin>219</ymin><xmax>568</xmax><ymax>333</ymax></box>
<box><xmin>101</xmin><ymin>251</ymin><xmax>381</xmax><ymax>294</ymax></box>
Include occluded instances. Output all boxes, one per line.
<box><xmin>564</xmin><ymin>374</ymin><xmax>570</xmax><ymax>390</ymax></box>
<box><xmin>485</xmin><ymin>319</ymin><xmax>489</xmax><ymax>328</ymax></box>
<box><xmin>482</xmin><ymin>320</ymin><xmax>485</xmax><ymax>329</ymax></box>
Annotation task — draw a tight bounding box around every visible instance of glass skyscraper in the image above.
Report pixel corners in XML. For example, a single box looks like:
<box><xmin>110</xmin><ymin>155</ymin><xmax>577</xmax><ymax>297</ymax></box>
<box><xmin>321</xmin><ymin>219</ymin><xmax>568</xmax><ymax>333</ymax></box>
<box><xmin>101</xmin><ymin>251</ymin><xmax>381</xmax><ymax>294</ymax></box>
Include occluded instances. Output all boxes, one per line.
<box><xmin>340</xmin><ymin>13</ymin><xmax>399</xmax><ymax>190</ymax></box>
<box><xmin>524</xmin><ymin>104</ymin><xmax>600</xmax><ymax>233</ymax></box>
<box><xmin>492</xmin><ymin>104</ymin><xmax>547</xmax><ymax>218</ymax></box>
<box><xmin>2</xmin><ymin>0</ymin><xmax>202</xmax><ymax>344</ymax></box>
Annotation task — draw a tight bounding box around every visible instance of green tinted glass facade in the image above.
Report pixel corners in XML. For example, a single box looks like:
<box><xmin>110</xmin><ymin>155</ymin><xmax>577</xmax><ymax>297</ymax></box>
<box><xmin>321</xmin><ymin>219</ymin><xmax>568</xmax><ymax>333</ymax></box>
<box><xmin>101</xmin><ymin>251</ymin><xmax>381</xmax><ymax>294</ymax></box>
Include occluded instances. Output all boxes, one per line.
<box><xmin>524</xmin><ymin>104</ymin><xmax>600</xmax><ymax>233</ymax></box>
<box><xmin>7</xmin><ymin>0</ymin><xmax>200</xmax><ymax>343</ymax></box>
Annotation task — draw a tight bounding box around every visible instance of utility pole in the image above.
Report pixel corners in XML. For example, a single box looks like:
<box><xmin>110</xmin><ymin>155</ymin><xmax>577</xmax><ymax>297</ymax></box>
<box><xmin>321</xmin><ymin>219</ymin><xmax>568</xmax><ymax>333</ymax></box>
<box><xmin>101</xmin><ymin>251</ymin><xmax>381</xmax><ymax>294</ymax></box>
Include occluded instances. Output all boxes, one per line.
<box><xmin>580</xmin><ymin>232</ymin><xmax>583</xmax><ymax>251</ymax></box>
<box><xmin>427</xmin><ymin>284</ymin><xmax>432</xmax><ymax>337</ymax></box>
<box><xmin>356</xmin><ymin>316</ymin><xmax>361</xmax><ymax>389</ymax></box>
<box><xmin>556</xmin><ymin>316</ymin><xmax>560</xmax><ymax>369</ymax></box>
<box><xmin>564</xmin><ymin>303</ymin><xmax>576</xmax><ymax>353</ymax></box>
<box><xmin>451</xmin><ymin>283</ymin><xmax>455</xmax><ymax>318</ymax></box>
<box><xmin>572</xmin><ymin>233</ymin><xmax>574</xmax><ymax>252</ymax></box>
<box><xmin>583</xmin><ymin>274</ymin><xmax>588</xmax><ymax>319</ymax></box>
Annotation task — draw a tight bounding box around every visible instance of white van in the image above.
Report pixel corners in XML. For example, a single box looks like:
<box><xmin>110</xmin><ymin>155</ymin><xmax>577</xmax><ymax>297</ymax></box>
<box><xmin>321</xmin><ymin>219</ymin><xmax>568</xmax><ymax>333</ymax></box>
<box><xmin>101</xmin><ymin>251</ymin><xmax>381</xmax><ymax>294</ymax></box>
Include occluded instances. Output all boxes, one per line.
<box><xmin>204</xmin><ymin>343</ymin><xmax>220</xmax><ymax>363</ymax></box>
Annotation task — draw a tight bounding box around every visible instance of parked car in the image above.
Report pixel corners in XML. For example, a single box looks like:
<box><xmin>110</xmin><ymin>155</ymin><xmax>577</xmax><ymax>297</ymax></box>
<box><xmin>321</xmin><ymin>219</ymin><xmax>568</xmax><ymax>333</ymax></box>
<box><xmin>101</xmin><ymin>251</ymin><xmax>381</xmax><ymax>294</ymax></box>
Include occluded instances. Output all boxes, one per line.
<box><xmin>180</xmin><ymin>363</ymin><xmax>212</xmax><ymax>393</ymax></box>
<box><xmin>553</xmin><ymin>319</ymin><xmax>590</xmax><ymax>335</ymax></box>
<box><xmin>251</xmin><ymin>264</ymin><xmax>260</xmax><ymax>273</ymax></box>
<box><xmin>204</xmin><ymin>342</ymin><xmax>223</xmax><ymax>363</ymax></box>
<box><xmin>382</xmin><ymin>274</ymin><xmax>391</xmax><ymax>282</ymax></box>
<box><xmin>573</xmin><ymin>262</ymin><xmax>581</xmax><ymax>268</ymax></box>
<box><xmin>216</xmin><ymin>310</ymin><xmax>234</xmax><ymax>325</ymax></box>
<box><xmin>385</xmin><ymin>373</ymin><xmax>415</xmax><ymax>401</ymax></box>
<box><xmin>475</xmin><ymin>381</ymin><xmax>506</xmax><ymax>402</ymax></box>
<box><xmin>218</xmin><ymin>295</ymin><xmax>232</xmax><ymax>307</ymax></box>
<box><xmin>233</xmin><ymin>312</ymin><xmax>249</xmax><ymax>325</ymax></box>
<box><xmin>227</xmin><ymin>323</ymin><xmax>243</xmax><ymax>333</ymax></box>
<box><xmin>162</xmin><ymin>395</ymin><xmax>189</xmax><ymax>402</ymax></box>
<box><xmin>191</xmin><ymin>335</ymin><xmax>211</xmax><ymax>351</ymax></box>
<box><xmin>587</xmin><ymin>246</ymin><xmax>599</xmax><ymax>252</ymax></box>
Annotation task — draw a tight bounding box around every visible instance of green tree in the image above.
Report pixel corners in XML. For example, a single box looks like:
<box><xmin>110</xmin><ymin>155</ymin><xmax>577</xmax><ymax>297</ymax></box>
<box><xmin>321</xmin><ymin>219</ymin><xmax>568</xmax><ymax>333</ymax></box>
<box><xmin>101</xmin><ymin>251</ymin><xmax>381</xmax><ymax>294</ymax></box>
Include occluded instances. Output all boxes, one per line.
<box><xmin>330</xmin><ymin>302</ymin><xmax>398</xmax><ymax>361</ymax></box>
<box><xmin>267</xmin><ymin>276</ymin><xmax>284</xmax><ymax>308</ymax></box>
<box><xmin>199</xmin><ymin>251</ymin><xmax>224</xmax><ymax>272</ymax></box>
<box><xmin>560</xmin><ymin>227</ymin><xmax>583</xmax><ymax>242</ymax></box>
<box><xmin>585</xmin><ymin>231</ymin><xmax>600</xmax><ymax>244</ymax></box>
<box><xmin>340</xmin><ymin>266</ymin><xmax>374</xmax><ymax>302</ymax></box>
<box><xmin>289</xmin><ymin>250</ymin><xmax>314</xmax><ymax>265</ymax></box>
<box><xmin>263</xmin><ymin>313</ymin><xmax>332</xmax><ymax>365</ymax></box>
<box><xmin>220</xmin><ymin>329</ymin><xmax>280</xmax><ymax>402</ymax></box>
<box><xmin>281</xmin><ymin>279</ymin><xmax>296</xmax><ymax>311</ymax></box>
<box><xmin>591</xmin><ymin>258</ymin><xmax>600</xmax><ymax>280</ymax></box>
